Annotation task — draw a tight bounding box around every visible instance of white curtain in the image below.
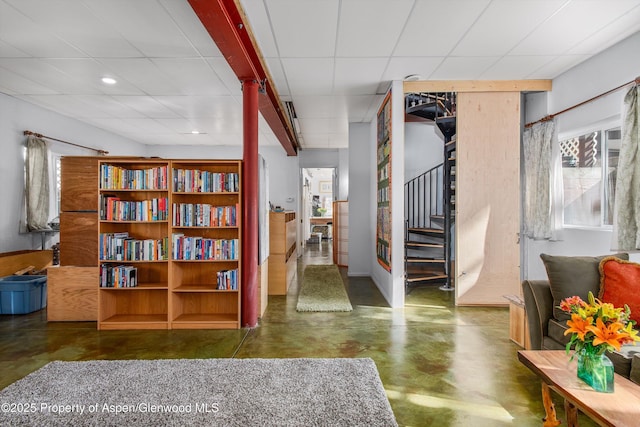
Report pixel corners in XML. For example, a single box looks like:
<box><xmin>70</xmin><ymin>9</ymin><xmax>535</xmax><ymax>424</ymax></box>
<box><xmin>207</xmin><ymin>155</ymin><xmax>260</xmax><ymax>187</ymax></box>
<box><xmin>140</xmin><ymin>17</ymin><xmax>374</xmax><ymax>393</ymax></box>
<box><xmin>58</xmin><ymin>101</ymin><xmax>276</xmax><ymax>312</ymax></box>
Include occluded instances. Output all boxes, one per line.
<box><xmin>25</xmin><ymin>135</ymin><xmax>50</xmax><ymax>231</ymax></box>
<box><xmin>523</xmin><ymin>120</ymin><xmax>562</xmax><ymax>240</ymax></box>
<box><xmin>612</xmin><ymin>85</ymin><xmax>640</xmax><ymax>250</ymax></box>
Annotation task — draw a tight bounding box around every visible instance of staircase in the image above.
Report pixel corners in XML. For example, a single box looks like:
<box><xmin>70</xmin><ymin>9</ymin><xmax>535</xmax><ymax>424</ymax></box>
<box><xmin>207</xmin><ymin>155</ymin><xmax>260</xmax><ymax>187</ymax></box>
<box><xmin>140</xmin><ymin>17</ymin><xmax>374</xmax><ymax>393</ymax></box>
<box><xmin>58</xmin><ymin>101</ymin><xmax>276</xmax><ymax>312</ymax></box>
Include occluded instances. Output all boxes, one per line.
<box><xmin>404</xmin><ymin>92</ymin><xmax>456</xmax><ymax>292</ymax></box>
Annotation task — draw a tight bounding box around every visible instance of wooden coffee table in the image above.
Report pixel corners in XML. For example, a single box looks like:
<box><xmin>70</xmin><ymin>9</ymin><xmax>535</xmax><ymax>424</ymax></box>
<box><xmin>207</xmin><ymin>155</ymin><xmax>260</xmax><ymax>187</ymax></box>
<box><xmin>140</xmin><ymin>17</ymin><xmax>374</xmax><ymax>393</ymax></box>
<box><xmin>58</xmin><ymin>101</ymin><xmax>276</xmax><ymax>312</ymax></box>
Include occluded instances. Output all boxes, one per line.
<box><xmin>518</xmin><ymin>350</ymin><xmax>640</xmax><ymax>427</ymax></box>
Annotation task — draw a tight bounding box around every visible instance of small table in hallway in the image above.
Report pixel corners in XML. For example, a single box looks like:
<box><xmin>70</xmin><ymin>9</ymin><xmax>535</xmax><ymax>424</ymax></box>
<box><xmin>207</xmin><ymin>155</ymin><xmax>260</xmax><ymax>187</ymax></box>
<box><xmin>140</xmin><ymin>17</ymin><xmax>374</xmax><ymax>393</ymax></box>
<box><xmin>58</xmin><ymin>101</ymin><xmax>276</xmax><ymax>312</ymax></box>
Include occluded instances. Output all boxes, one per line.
<box><xmin>518</xmin><ymin>350</ymin><xmax>640</xmax><ymax>427</ymax></box>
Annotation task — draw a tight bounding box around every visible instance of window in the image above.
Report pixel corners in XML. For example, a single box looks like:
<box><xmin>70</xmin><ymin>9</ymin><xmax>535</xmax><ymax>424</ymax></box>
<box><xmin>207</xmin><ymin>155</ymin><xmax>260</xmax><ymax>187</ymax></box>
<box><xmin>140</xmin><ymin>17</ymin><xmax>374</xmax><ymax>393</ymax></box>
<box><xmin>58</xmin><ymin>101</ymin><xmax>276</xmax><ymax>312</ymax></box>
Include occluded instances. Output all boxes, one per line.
<box><xmin>560</xmin><ymin>126</ymin><xmax>620</xmax><ymax>227</ymax></box>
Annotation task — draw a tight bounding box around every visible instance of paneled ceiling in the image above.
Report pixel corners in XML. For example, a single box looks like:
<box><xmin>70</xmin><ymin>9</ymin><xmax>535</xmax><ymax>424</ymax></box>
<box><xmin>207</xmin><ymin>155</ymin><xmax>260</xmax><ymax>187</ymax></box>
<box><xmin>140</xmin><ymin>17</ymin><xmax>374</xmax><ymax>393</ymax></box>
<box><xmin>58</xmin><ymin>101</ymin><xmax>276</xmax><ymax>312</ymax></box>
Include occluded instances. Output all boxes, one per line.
<box><xmin>1</xmin><ymin>0</ymin><xmax>639</xmax><ymax>151</ymax></box>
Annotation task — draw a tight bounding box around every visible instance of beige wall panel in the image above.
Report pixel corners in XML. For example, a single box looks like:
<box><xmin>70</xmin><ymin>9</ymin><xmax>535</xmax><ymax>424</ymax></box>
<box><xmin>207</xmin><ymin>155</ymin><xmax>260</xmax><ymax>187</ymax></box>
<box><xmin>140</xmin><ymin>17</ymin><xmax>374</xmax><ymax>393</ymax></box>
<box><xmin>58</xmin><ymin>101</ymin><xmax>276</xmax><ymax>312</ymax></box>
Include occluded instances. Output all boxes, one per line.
<box><xmin>456</xmin><ymin>92</ymin><xmax>521</xmax><ymax>305</ymax></box>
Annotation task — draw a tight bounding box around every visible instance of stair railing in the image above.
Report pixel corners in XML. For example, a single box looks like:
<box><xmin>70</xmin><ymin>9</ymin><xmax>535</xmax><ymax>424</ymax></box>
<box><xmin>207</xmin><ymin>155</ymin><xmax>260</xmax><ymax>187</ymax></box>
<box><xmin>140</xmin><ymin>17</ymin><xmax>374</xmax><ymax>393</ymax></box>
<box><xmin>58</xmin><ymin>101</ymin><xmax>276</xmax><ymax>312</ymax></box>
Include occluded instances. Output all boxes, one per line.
<box><xmin>404</xmin><ymin>163</ymin><xmax>443</xmax><ymax>230</ymax></box>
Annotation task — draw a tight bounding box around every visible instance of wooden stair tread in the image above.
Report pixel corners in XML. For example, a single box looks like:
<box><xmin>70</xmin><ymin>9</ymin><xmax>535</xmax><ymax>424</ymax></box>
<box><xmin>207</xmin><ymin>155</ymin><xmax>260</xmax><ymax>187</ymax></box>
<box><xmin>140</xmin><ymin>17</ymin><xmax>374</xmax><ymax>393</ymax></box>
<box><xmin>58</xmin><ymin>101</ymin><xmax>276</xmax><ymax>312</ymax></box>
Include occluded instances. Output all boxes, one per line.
<box><xmin>406</xmin><ymin>242</ymin><xmax>443</xmax><ymax>248</ymax></box>
<box><xmin>407</xmin><ymin>227</ymin><xmax>444</xmax><ymax>234</ymax></box>
<box><xmin>406</xmin><ymin>257</ymin><xmax>445</xmax><ymax>263</ymax></box>
<box><xmin>406</xmin><ymin>274</ymin><xmax>448</xmax><ymax>283</ymax></box>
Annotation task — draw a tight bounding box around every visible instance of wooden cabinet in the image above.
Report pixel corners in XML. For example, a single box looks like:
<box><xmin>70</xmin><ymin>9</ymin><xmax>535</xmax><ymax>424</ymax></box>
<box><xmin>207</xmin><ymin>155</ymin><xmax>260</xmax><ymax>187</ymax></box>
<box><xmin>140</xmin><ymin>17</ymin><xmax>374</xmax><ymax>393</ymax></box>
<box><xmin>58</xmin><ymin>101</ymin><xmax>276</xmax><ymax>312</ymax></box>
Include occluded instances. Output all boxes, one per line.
<box><xmin>268</xmin><ymin>211</ymin><xmax>297</xmax><ymax>295</ymax></box>
<box><xmin>60</xmin><ymin>156</ymin><xmax>99</xmax><ymax>266</ymax></box>
<box><xmin>47</xmin><ymin>266</ymin><xmax>98</xmax><ymax>321</ymax></box>
<box><xmin>169</xmin><ymin>160</ymin><xmax>241</xmax><ymax>329</ymax></box>
<box><xmin>332</xmin><ymin>201</ymin><xmax>348</xmax><ymax>266</ymax></box>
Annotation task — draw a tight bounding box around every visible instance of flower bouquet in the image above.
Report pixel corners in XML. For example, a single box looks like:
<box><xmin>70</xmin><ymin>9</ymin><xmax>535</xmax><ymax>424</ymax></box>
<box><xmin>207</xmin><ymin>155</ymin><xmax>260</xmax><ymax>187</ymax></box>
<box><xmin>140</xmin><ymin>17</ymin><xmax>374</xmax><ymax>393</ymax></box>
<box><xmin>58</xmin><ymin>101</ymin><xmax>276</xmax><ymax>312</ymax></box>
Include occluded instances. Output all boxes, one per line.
<box><xmin>559</xmin><ymin>292</ymin><xmax>639</xmax><ymax>392</ymax></box>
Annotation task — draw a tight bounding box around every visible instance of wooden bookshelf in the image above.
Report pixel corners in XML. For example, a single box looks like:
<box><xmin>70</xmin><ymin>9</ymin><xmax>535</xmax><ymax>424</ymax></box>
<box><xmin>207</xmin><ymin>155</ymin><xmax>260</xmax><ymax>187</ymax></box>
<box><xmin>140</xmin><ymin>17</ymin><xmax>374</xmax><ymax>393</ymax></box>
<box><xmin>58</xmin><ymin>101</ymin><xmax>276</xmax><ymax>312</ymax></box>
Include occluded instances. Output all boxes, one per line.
<box><xmin>268</xmin><ymin>211</ymin><xmax>297</xmax><ymax>295</ymax></box>
<box><xmin>97</xmin><ymin>160</ymin><xmax>170</xmax><ymax>330</ymax></box>
<box><xmin>169</xmin><ymin>160</ymin><xmax>242</xmax><ymax>329</ymax></box>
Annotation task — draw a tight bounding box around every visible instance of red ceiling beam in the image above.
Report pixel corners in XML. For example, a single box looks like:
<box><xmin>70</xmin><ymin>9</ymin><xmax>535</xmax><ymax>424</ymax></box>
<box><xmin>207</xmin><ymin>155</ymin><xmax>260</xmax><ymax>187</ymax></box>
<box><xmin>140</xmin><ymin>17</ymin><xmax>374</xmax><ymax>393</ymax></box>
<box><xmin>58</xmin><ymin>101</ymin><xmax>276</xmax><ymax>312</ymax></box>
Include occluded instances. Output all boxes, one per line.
<box><xmin>188</xmin><ymin>0</ymin><xmax>298</xmax><ymax>156</ymax></box>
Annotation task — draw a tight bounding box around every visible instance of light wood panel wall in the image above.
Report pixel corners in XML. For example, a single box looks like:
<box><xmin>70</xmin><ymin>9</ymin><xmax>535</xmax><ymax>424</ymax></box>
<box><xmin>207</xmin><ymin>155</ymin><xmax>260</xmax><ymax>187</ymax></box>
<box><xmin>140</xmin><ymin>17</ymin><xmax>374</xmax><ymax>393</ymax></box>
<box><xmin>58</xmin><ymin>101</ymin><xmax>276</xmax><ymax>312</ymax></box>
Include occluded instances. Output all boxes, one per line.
<box><xmin>456</xmin><ymin>92</ymin><xmax>521</xmax><ymax>305</ymax></box>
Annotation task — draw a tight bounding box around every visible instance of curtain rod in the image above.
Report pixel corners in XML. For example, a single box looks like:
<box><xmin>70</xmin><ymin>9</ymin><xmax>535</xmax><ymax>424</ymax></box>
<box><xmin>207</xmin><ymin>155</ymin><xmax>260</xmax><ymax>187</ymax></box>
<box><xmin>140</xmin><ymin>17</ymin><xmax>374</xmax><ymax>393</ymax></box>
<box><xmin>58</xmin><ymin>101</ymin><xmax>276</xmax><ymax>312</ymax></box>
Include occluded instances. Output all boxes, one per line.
<box><xmin>524</xmin><ymin>76</ymin><xmax>640</xmax><ymax>129</ymax></box>
<box><xmin>23</xmin><ymin>130</ymin><xmax>109</xmax><ymax>155</ymax></box>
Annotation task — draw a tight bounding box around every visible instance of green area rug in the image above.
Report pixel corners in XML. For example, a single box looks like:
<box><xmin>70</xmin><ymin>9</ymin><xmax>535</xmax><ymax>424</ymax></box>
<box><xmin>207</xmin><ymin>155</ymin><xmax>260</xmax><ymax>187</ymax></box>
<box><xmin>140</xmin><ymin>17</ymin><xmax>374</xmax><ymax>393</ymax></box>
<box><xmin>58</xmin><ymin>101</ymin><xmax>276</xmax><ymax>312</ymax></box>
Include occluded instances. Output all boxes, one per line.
<box><xmin>296</xmin><ymin>264</ymin><xmax>353</xmax><ymax>312</ymax></box>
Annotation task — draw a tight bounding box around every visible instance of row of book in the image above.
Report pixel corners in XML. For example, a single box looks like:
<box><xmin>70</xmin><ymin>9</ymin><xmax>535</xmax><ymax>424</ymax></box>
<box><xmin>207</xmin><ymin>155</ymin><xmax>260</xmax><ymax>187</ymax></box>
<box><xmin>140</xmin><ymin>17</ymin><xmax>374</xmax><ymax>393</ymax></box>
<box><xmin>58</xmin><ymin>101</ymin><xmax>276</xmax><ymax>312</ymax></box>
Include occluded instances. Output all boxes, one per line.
<box><xmin>99</xmin><ymin>232</ymin><xmax>169</xmax><ymax>261</ymax></box>
<box><xmin>173</xmin><ymin>169</ymin><xmax>239</xmax><ymax>193</ymax></box>
<box><xmin>100</xmin><ymin>195</ymin><xmax>169</xmax><ymax>222</ymax></box>
<box><xmin>100</xmin><ymin>165</ymin><xmax>169</xmax><ymax>190</ymax></box>
<box><xmin>172</xmin><ymin>203</ymin><xmax>237</xmax><ymax>227</ymax></box>
<box><xmin>217</xmin><ymin>269</ymin><xmax>238</xmax><ymax>290</ymax></box>
<box><xmin>100</xmin><ymin>264</ymin><xmax>137</xmax><ymax>288</ymax></box>
<box><xmin>172</xmin><ymin>234</ymin><xmax>238</xmax><ymax>261</ymax></box>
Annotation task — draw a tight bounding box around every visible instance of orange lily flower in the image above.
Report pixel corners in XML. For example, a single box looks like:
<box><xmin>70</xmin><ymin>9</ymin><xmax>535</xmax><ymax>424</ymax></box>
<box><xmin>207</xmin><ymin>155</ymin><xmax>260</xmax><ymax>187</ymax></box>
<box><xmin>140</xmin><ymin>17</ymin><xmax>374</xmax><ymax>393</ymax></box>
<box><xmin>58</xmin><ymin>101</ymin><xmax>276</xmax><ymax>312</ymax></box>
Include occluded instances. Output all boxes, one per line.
<box><xmin>564</xmin><ymin>314</ymin><xmax>592</xmax><ymax>341</ymax></box>
<box><xmin>586</xmin><ymin>318</ymin><xmax>629</xmax><ymax>351</ymax></box>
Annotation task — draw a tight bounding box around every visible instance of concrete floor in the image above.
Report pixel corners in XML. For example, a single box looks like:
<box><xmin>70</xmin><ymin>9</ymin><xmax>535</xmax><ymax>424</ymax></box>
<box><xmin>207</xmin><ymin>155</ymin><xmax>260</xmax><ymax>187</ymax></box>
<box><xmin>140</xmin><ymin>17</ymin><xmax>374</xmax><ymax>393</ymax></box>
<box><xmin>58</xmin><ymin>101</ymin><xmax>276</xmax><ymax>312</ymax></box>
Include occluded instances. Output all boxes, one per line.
<box><xmin>0</xmin><ymin>240</ymin><xmax>598</xmax><ymax>426</ymax></box>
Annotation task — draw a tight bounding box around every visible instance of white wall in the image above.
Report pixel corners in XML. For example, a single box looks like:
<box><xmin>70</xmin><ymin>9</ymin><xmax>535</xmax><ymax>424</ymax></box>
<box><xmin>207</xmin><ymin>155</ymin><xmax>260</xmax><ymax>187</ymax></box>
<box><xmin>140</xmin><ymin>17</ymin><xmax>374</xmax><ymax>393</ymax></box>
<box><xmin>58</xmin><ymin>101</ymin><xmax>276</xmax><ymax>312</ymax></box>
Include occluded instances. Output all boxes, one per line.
<box><xmin>369</xmin><ymin>81</ymin><xmax>406</xmax><ymax>308</ymax></box>
<box><xmin>0</xmin><ymin>93</ymin><xmax>146</xmax><ymax>253</ymax></box>
<box><xmin>404</xmin><ymin>122</ymin><xmax>444</xmax><ymax>181</ymax></box>
<box><xmin>146</xmin><ymin>143</ymin><xmax>299</xmax><ymax>212</ymax></box>
<box><xmin>348</xmin><ymin>123</ymin><xmax>372</xmax><ymax>276</ymax></box>
<box><xmin>523</xmin><ymin>32</ymin><xmax>640</xmax><ymax>279</ymax></box>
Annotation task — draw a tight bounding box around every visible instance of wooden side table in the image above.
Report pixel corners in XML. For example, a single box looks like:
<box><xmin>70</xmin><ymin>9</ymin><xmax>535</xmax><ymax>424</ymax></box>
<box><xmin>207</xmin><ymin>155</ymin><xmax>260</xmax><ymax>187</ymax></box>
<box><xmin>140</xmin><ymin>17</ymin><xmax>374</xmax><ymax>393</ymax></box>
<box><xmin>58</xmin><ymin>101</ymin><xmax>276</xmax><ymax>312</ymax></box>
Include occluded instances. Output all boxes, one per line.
<box><xmin>504</xmin><ymin>294</ymin><xmax>530</xmax><ymax>349</ymax></box>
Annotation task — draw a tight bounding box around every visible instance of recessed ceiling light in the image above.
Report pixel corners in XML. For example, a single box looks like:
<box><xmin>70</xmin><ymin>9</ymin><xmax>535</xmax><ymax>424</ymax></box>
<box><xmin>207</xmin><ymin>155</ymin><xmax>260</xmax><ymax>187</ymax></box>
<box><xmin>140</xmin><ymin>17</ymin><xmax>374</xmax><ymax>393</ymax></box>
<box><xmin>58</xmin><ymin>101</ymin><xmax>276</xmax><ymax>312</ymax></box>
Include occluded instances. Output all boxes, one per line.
<box><xmin>101</xmin><ymin>77</ymin><xmax>117</xmax><ymax>85</ymax></box>
<box><xmin>191</xmin><ymin>130</ymin><xmax>200</xmax><ymax>134</ymax></box>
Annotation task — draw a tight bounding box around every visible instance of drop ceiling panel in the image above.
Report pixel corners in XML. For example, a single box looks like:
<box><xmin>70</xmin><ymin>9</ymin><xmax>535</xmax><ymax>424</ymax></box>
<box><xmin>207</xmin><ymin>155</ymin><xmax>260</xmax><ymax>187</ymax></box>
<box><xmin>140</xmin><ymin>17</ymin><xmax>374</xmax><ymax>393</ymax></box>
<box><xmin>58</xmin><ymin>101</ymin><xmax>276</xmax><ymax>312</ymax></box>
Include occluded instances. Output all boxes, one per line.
<box><xmin>480</xmin><ymin>55</ymin><xmax>557</xmax><ymax>80</ymax></box>
<box><xmin>0</xmin><ymin>1</ymin><xmax>84</xmax><ymax>58</ymax></box>
<box><xmin>111</xmin><ymin>96</ymin><xmax>181</xmax><ymax>119</ymax></box>
<box><xmin>73</xmin><ymin>95</ymin><xmax>147</xmax><ymax>119</ymax></box>
<box><xmin>239</xmin><ymin>0</ymin><xmax>279</xmax><ymax>58</ymax></box>
<box><xmin>153</xmin><ymin>95</ymin><xmax>241</xmax><ymax>120</ymax></box>
<box><xmin>25</xmin><ymin>94</ymin><xmax>109</xmax><ymax>118</ymax></box>
<box><xmin>5</xmin><ymin>0</ymin><xmax>142</xmax><ymax>58</ymax></box>
<box><xmin>0</xmin><ymin>58</ymin><xmax>101</xmax><ymax>94</ymax></box>
<box><xmin>263</xmin><ymin>58</ymin><xmax>290</xmax><ymax>98</ymax></box>
<box><xmin>117</xmin><ymin>118</ymin><xmax>174</xmax><ymax>134</ymax></box>
<box><xmin>511</xmin><ymin>0</ymin><xmax>640</xmax><ymax>55</ymax></box>
<box><xmin>266</xmin><ymin>0</ymin><xmax>339</xmax><ymax>57</ymax></box>
<box><xmin>281</xmin><ymin>58</ymin><xmax>334</xmax><ymax>95</ymax></box>
<box><xmin>382</xmin><ymin>57</ymin><xmax>444</xmax><ymax>81</ymax></box>
<box><xmin>292</xmin><ymin>95</ymin><xmax>348</xmax><ymax>119</ymax></box>
<box><xmin>430</xmin><ymin>56</ymin><xmax>500</xmax><ymax>80</ymax></box>
<box><xmin>158</xmin><ymin>0</ymin><xmax>223</xmax><ymax>57</ymax></box>
<box><xmin>336</xmin><ymin>0</ymin><xmax>413</xmax><ymax>57</ymax></box>
<box><xmin>567</xmin><ymin>7</ymin><xmax>640</xmax><ymax>55</ymax></box>
<box><xmin>97</xmin><ymin>58</ymin><xmax>182</xmax><ymax>95</ymax></box>
<box><xmin>0</xmin><ymin>40</ymin><xmax>28</xmax><ymax>57</ymax></box>
<box><xmin>525</xmin><ymin>54</ymin><xmax>590</xmax><ymax>79</ymax></box>
<box><xmin>299</xmin><ymin>118</ymin><xmax>348</xmax><ymax>135</ymax></box>
<box><xmin>43</xmin><ymin>59</ymin><xmax>145</xmax><ymax>96</ymax></box>
<box><xmin>151</xmin><ymin>58</ymin><xmax>229</xmax><ymax>96</ymax></box>
<box><xmin>346</xmin><ymin>95</ymin><xmax>378</xmax><ymax>122</ymax></box>
<box><xmin>394</xmin><ymin>0</ymin><xmax>491</xmax><ymax>57</ymax></box>
<box><xmin>452</xmin><ymin>0</ymin><xmax>567</xmax><ymax>56</ymax></box>
<box><xmin>334</xmin><ymin>58</ymin><xmax>388</xmax><ymax>95</ymax></box>
<box><xmin>0</xmin><ymin>69</ymin><xmax>57</xmax><ymax>94</ymax></box>
<box><xmin>82</xmin><ymin>0</ymin><xmax>200</xmax><ymax>58</ymax></box>
<box><xmin>205</xmin><ymin>58</ymin><xmax>244</xmax><ymax>94</ymax></box>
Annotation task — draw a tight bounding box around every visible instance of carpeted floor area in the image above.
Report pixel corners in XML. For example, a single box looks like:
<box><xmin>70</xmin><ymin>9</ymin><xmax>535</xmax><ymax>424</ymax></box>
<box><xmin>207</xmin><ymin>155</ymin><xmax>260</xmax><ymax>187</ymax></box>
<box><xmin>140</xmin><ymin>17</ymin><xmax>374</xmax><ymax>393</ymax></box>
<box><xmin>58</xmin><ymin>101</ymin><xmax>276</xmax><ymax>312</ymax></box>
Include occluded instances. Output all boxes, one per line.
<box><xmin>296</xmin><ymin>264</ymin><xmax>353</xmax><ymax>312</ymax></box>
<box><xmin>0</xmin><ymin>358</ymin><xmax>396</xmax><ymax>426</ymax></box>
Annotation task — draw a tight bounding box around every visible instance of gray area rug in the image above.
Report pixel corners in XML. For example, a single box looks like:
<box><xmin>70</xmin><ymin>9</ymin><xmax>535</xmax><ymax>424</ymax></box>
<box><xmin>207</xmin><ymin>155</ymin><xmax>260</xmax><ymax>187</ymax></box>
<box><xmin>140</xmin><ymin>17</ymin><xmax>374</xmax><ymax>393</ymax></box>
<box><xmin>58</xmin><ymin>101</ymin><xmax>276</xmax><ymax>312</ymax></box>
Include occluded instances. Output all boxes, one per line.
<box><xmin>296</xmin><ymin>264</ymin><xmax>353</xmax><ymax>312</ymax></box>
<box><xmin>0</xmin><ymin>358</ymin><xmax>396</xmax><ymax>427</ymax></box>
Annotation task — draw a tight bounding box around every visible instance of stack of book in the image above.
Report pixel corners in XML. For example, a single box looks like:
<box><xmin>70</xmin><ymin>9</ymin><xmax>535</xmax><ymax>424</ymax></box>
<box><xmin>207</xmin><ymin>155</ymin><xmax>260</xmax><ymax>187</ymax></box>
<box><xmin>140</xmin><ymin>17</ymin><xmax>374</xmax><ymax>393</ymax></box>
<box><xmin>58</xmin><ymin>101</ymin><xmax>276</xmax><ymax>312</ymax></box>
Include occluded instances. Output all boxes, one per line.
<box><xmin>172</xmin><ymin>234</ymin><xmax>238</xmax><ymax>261</ymax></box>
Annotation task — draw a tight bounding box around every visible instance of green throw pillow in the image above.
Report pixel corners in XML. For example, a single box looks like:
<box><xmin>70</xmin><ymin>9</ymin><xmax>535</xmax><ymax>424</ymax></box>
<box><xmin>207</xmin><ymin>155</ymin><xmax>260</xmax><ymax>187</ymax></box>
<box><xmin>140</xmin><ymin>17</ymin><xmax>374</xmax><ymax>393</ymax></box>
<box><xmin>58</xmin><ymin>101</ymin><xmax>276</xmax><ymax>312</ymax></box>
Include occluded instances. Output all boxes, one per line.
<box><xmin>540</xmin><ymin>253</ymin><xmax>629</xmax><ymax>321</ymax></box>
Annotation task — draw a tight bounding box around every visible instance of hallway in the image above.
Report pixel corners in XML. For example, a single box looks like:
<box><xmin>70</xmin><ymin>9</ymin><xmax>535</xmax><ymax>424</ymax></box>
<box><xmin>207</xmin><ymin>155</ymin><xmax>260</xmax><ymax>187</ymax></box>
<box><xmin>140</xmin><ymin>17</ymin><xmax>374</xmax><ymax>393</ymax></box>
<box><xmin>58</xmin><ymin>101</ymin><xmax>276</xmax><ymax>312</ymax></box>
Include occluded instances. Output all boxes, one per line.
<box><xmin>0</xmin><ymin>242</ymin><xmax>596</xmax><ymax>426</ymax></box>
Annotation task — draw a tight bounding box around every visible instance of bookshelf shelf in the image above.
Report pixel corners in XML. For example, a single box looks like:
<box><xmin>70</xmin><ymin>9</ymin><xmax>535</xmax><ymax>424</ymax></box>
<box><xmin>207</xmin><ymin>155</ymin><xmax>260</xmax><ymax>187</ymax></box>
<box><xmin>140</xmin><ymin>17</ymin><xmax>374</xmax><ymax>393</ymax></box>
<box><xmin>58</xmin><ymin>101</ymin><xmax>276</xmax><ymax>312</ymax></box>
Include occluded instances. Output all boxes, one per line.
<box><xmin>94</xmin><ymin>159</ymin><xmax>241</xmax><ymax>330</ymax></box>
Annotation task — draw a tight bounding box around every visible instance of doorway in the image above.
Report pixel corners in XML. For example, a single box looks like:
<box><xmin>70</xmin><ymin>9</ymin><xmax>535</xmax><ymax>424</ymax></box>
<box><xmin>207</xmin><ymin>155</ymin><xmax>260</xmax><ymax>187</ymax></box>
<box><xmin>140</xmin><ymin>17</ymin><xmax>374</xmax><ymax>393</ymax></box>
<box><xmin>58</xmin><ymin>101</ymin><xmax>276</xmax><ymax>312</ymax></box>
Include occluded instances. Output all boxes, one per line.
<box><xmin>301</xmin><ymin>168</ymin><xmax>334</xmax><ymax>263</ymax></box>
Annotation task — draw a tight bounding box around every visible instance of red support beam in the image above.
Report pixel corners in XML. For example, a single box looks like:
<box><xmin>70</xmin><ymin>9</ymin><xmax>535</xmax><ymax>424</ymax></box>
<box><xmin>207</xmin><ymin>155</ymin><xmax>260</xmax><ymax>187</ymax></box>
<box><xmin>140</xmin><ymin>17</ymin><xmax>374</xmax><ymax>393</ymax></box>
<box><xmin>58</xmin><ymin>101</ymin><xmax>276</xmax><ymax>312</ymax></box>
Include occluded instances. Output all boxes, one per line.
<box><xmin>242</xmin><ymin>79</ymin><xmax>259</xmax><ymax>327</ymax></box>
<box><xmin>188</xmin><ymin>0</ymin><xmax>298</xmax><ymax>156</ymax></box>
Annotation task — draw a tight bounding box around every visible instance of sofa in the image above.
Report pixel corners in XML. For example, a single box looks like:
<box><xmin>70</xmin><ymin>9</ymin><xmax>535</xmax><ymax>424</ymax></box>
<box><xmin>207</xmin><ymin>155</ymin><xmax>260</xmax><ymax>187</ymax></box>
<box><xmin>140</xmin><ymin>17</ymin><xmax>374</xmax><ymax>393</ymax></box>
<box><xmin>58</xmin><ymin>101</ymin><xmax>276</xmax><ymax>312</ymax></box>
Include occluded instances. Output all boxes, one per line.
<box><xmin>522</xmin><ymin>253</ymin><xmax>640</xmax><ymax>385</ymax></box>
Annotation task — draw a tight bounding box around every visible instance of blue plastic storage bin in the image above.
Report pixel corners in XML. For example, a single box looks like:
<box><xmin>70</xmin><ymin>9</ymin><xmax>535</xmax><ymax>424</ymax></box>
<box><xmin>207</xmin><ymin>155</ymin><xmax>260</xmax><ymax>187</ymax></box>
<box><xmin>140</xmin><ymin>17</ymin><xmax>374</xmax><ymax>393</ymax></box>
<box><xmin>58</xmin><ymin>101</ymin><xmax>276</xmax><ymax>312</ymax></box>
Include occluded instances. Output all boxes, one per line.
<box><xmin>0</xmin><ymin>275</ymin><xmax>47</xmax><ymax>314</ymax></box>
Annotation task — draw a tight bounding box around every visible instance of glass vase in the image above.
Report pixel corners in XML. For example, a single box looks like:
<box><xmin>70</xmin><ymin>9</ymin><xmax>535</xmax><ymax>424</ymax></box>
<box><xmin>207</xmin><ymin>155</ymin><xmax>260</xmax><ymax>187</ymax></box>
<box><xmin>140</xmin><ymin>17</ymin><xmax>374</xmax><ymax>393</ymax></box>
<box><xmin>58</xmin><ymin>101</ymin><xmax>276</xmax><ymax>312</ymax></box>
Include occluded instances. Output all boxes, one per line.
<box><xmin>576</xmin><ymin>349</ymin><xmax>614</xmax><ymax>393</ymax></box>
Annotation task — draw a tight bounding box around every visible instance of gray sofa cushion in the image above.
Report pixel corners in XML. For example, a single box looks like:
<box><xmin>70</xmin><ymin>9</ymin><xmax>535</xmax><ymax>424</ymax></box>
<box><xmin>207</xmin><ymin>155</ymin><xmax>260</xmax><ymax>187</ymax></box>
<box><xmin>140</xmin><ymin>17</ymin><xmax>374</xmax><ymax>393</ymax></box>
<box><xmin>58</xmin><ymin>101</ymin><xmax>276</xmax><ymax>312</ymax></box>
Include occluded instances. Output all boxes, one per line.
<box><xmin>540</xmin><ymin>253</ymin><xmax>628</xmax><ymax>321</ymax></box>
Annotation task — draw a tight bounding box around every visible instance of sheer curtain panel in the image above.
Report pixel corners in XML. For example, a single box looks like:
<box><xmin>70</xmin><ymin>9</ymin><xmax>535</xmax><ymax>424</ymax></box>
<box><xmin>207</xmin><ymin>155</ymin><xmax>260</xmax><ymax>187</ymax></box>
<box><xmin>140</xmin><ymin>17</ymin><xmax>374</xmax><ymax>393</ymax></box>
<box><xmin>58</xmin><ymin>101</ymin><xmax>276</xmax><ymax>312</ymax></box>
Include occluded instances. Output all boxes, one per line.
<box><xmin>523</xmin><ymin>120</ymin><xmax>557</xmax><ymax>240</ymax></box>
<box><xmin>25</xmin><ymin>135</ymin><xmax>50</xmax><ymax>231</ymax></box>
<box><xmin>612</xmin><ymin>85</ymin><xmax>640</xmax><ymax>250</ymax></box>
